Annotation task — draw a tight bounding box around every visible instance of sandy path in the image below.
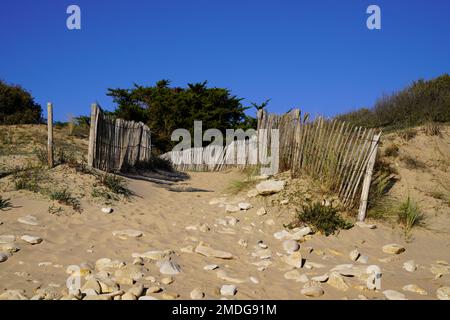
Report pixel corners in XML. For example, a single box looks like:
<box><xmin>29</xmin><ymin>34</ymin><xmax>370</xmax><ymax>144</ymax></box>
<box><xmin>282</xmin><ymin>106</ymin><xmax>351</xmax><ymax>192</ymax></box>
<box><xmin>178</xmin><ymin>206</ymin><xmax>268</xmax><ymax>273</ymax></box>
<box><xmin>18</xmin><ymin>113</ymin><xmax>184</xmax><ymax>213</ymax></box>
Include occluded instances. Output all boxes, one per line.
<box><xmin>1</xmin><ymin>170</ymin><xmax>450</xmax><ymax>300</ymax></box>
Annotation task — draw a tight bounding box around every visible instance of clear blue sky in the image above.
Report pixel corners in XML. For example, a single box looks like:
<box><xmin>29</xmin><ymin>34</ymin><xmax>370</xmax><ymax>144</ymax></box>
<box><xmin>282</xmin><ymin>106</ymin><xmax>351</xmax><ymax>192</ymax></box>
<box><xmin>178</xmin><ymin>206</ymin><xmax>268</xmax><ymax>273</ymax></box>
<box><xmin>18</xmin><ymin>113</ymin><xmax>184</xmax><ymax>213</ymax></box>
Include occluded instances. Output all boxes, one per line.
<box><xmin>1</xmin><ymin>0</ymin><xmax>449</xmax><ymax>121</ymax></box>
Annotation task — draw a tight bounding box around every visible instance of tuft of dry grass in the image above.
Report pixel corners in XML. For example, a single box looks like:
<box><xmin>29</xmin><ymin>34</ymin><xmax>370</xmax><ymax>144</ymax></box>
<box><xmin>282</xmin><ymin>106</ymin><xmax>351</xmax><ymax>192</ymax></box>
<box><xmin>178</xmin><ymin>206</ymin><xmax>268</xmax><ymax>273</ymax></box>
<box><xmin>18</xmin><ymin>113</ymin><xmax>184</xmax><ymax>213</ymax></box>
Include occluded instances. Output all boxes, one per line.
<box><xmin>400</xmin><ymin>155</ymin><xmax>426</xmax><ymax>170</ymax></box>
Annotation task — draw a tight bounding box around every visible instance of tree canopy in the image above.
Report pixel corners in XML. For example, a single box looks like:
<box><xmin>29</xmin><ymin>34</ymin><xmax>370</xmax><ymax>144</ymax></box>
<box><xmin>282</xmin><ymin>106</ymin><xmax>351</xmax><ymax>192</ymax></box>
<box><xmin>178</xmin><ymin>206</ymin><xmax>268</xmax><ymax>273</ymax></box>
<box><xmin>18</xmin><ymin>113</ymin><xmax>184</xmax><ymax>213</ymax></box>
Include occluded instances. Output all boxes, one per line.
<box><xmin>107</xmin><ymin>80</ymin><xmax>256</xmax><ymax>152</ymax></box>
<box><xmin>0</xmin><ymin>80</ymin><xmax>43</xmax><ymax>125</ymax></box>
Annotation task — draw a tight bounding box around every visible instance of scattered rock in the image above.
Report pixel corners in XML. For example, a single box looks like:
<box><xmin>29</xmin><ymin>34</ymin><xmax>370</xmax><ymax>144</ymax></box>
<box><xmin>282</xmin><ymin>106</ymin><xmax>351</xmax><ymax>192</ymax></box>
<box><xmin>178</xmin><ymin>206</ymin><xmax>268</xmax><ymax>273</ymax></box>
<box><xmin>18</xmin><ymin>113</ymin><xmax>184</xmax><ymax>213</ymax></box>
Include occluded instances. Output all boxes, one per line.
<box><xmin>403</xmin><ymin>284</ymin><xmax>427</xmax><ymax>296</ymax></box>
<box><xmin>162</xmin><ymin>292</ymin><xmax>179</xmax><ymax>300</ymax></box>
<box><xmin>256</xmin><ymin>180</ymin><xmax>286</xmax><ymax>195</ymax></box>
<box><xmin>383</xmin><ymin>290</ymin><xmax>407</xmax><ymax>300</ymax></box>
<box><xmin>161</xmin><ymin>277</ymin><xmax>174</xmax><ymax>285</ymax></box>
<box><xmin>190</xmin><ymin>288</ymin><xmax>205</xmax><ymax>300</ymax></box>
<box><xmin>81</xmin><ymin>279</ymin><xmax>101</xmax><ymax>295</ymax></box>
<box><xmin>283</xmin><ymin>239</ymin><xmax>300</xmax><ymax>254</ymax></box>
<box><xmin>252</xmin><ymin>248</ymin><xmax>272</xmax><ymax>260</ymax></box>
<box><xmin>220</xmin><ymin>284</ymin><xmax>237</xmax><ymax>296</ymax></box>
<box><xmin>282</xmin><ymin>252</ymin><xmax>303</xmax><ymax>268</ymax></box>
<box><xmin>225</xmin><ymin>205</ymin><xmax>240</xmax><ymax>213</ymax></box>
<box><xmin>121</xmin><ymin>292</ymin><xmax>137</xmax><ymax>300</ymax></box>
<box><xmin>284</xmin><ymin>270</ymin><xmax>309</xmax><ymax>283</ymax></box>
<box><xmin>238</xmin><ymin>202</ymin><xmax>252</xmax><ymax>210</ymax></box>
<box><xmin>112</xmin><ymin>229</ymin><xmax>143</xmax><ymax>238</ymax></box>
<box><xmin>311</xmin><ymin>274</ymin><xmax>329</xmax><ymax>282</ymax></box>
<box><xmin>139</xmin><ymin>296</ymin><xmax>158</xmax><ymax>300</ymax></box>
<box><xmin>0</xmin><ymin>252</ymin><xmax>8</xmax><ymax>263</ymax></box>
<box><xmin>256</xmin><ymin>207</ymin><xmax>267</xmax><ymax>216</ymax></box>
<box><xmin>327</xmin><ymin>272</ymin><xmax>349</xmax><ymax>291</ymax></box>
<box><xmin>436</xmin><ymin>287</ymin><xmax>450</xmax><ymax>300</ymax></box>
<box><xmin>180</xmin><ymin>245</ymin><xmax>194</xmax><ymax>254</ymax></box>
<box><xmin>301</xmin><ymin>286</ymin><xmax>324</xmax><ymax>298</ymax></box>
<box><xmin>96</xmin><ymin>277</ymin><xmax>119</xmax><ymax>293</ymax></box>
<box><xmin>264</xmin><ymin>219</ymin><xmax>275</xmax><ymax>226</ymax></box>
<box><xmin>216</xmin><ymin>270</ymin><xmax>246</xmax><ymax>284</ymax></box>
<box><xmin>21</xmin><ymin>235</ymin><xmax>43</xmax><ymax>245</ymax></box>
<box><xmin>238</xmin><ymin>239</ymin><xmax>248</xmax><ymax>248</ymax></box>
<box><xmin>247</xmin><ymin>189</ymin><xmax>259</xmax><ymax>198</ymax></box>
<box><xmin>101</xmin><ymin>207</ymin><xmax>113</xmax><ymax>214</ymax></box>
<box><xmin>199</xmin><ymin>223</ymin><xmax>210</xmax><ymax>233</ymax></box>
<box><xmin>18</xmin><ymin>215</ymin><xmax>39</xmax><ymax>226</ymax></box>
<box><xmin>357</xmin><ymin>255</ymin><xmax>369</xmax><ymax>264</ymax></box>
<box><xmin>249</xmin><ymin>276</ymin><xmax>259</xmax><ymax>284</ymax></box>
<box><xmin>403</xmin><ymin>260</ymin><xmax>417</xmax><ymax>272</ymax></box>
<box><xmin>133</xmin><ymin>250</ymin><xmax>167</xmax><ymax>261</ymax></box>
<box><xmin>159</xmin><ymin>260</ymin><xmax>181</xmax><ymax>275</ymax></box>
<box><xmin>128</xmin><ymin>284</ymin><xmax>144</xmax><ymax>297</ymax></box>
<box><xmin>146</xmin><ymin>286</ymin><xmax>162</xmax><ymax>294</ymax></box>
<box><xmin>355</xmin><ymin>221</ymin><xmax>376</xmax><ymax>229</ymax></box>
<box><xmin>430</xmin><ymin>264</ymin><xmax>450</xmax><ymax>277</ymax></box>
<box><xmin>382</xmin><ymin>244</ymin><xmax>405</xmax><ymax>255</ymax></box>
<box><xmin>95</xmin><ymin>258</ymin><xmax>125</xmax><ymax>271</ymax></box>
<box><xmin>0</xmin><ymin>290</ymin><xmax>28</xmax><ymax>300</ymax></box>
<box><xmin>274</xmin><ymin>230</ymin><xmax>291</xmax><ymax>240</ymax></box>
<box><xmin>113</xmin><ymin>265</ymin><xmax>145</xmax><ymax>285</ymax></box>
<box><xmin>204</xmin><ymin>264</ymin><xmax>219</xmax><ymax>271</ymax></box>
<box><xmin>290</xmin><ymin>227</ymin><xmax>312</xmax><ymax>240</ymax></box>
<box><xmin>349</xmin><ymin>249</ymin><xmax>360</xmax><ymax>262</ymax></box>
<box><xmin>1</xmin><ymin>242</ymin><xmax>20</xmax><ymax>254</ymax></box>
<box><xmin>195</xmin><ymin>242</ymin><xmax>233</xmax><ymax>259</ymax></box>
<box><xmin>280</xmin><ymin>199</ymin><xmax>289</xmax><ymax>205</ymax></box>
<box><xmin>133</xmin><ymin>257</ymin><xmax>144</xmax><ymax>265</ymax></box>
<box><xmin>0</xmin><ymin>235</ymin><xmax>15</xmax><ymax>244</ymax></box>
<box><xmin>257</xmin><ymin>241</ymin><xmax>268</xmax><ymax>249</ymax></box>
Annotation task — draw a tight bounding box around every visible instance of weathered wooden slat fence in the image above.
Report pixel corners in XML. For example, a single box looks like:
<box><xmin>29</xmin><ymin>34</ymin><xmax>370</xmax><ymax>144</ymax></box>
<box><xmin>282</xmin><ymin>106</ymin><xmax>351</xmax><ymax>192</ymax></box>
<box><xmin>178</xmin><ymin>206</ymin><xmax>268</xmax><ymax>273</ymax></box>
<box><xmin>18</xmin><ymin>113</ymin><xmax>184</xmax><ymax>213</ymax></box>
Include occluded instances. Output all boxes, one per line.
<box><xmin>87</xmin><ymin>104</ymin><xmax>152</xmax><ymax>172</ymax></box>
<box><xmin>257</xmin><ymin>109</ymin><xmax>381</xmax><ymax>212</ymax></box>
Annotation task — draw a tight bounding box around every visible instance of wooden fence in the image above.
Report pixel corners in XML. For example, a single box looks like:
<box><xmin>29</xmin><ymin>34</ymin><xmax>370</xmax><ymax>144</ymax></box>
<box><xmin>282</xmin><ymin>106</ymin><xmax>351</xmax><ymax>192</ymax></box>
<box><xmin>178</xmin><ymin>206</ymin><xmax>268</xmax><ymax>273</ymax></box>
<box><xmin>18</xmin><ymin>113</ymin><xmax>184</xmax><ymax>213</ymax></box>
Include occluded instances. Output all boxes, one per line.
<box><xmin>257</xmin><ymin>109</ymin><xmax>381</xmax><ymax>211</ymax></box>
<box><xmin>87</xmin><ymin>104</ymin><xmax>152</xmax><ymax>172</ymax></box>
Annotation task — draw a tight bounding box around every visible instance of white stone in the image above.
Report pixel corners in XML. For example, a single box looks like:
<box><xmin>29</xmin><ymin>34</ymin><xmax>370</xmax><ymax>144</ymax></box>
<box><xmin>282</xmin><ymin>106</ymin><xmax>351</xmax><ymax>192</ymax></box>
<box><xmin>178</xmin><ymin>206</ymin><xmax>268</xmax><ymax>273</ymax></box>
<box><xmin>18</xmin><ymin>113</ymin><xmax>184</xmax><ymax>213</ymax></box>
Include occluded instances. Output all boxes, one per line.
<box><xmin>402</xmin><ymin>284</ymin><xmax>427</xmax><ymax>295</ymax></box>
<box><xmin>159</xmin><ymin>260</ymin><xmax>181</xmax><ymax>275</ymax></box>
<box><xmin>139</xmin><ymin>296</ymin><xmax>158</xmax><ymax>300</ymax></box>
<box><xmin>280</xmin><ymin>199</ymin><xmax>289</xmax><ymax>205</ymax></box>
<box><xmin>355</xmin><ymin>221</ymin><xmax>376</xmax><ymax>229</ymax></box>
<box><xmin>383</xmin><ymin>290</ymin><xmax>407</xmax><ymax>300</ymax></box>
<box><xmin>349</xmin><ymin>249</ymin><xmax>360</xmax><ymax>261</ymax></box>
<box><xmin>0</xmin><ymin>235</ymin><xmax>15</xmax><ymax>244</ymax></box>
<box><xmin>17</xmin><ymin>215</ymin><xmax>39</xmax><ymax>226</ymax></box>
<box><xmin>247</xmin><ymin>189</ymin><xmax>259</xmax><ymax>198</ymax></box>
<box><xmin>252</xmin><ymin>248</ymin><xmax>272</xmax><ymax>260</ymax></box>
<box><xmin>274</xmin><ymin>230</ymin><xmax>291</xmax><ymax>240</ymax></box>
<box><xmin>256</xmin><ymin>207</ymin><xmax>266</xmax><ymax>216</ymax></box>
<box><xmin>284</xmin><ymin>270</ymin><xmax>309</xmax><ymax>283</ymax></box>
<box><xmin>403</xmin><ymin>260</ymin><xmax>416</xmax><ymax>272</ymax></box>
<box><xmin>112</xmin><ymin>229</ymin><xmax>143</xmax><ymax>238</ymax></box>
<box><xmin>101</xmin><ymin>207</ymin><xmax>113</xmax><ymax>214</ymax></box>
<box><xmin>289</xmin><ymin>227</ymin><xmax>312</xmax><ymax>240</ymax></box>
<box><xmin>283</xmin><ymin>239</ymin><xmax>300</xmax><ymax>254</ymax></box>
<box><xmin>437</xmin><ymin>287</ymin><xmax>450</xmax><ymax>300</ymax></box>
<box><xmin>249</xmin><ymin>276</ymin><xmax>259</xmax><ymax>284</ymax></box>
<box><xmin>195</xmin><ymin>242</ymin><xmax>233</xmax><ymax>259</ymax></box>
<box><xmin>311</xmin><ymin>274</ymin><xmax>329</xmax><ymax>282</ymax></box>
<box><xmin>256</xmin><ymin>180</ymin><xmax>286</xmax><ymax>195</ymax></box>
<box><xmin>225</xmin><ymin>205</ymin><xmax>239</xmax><ymax>213</ymax></box>
<box><xmin>190</xmin><ymin>288</ymin><xmax>205</xmax><ymax>299</ymax></box>
<box><xmin>301</xmin><ymin>286</ymin><xmax>324</xmax><ymax>297</ymax></box>
<box><xmin>282</xmin><ymin>252</ymin><xmax>303</xmax><ymax>268</ymax></box>
<box><xmin>203</xmin><ymin>264</ymin><xmax>219</xmax><ymax>271</ymax></box>
<box><xmin>357</xmin><ymin>255</ymin><xmax>369</xmax><ymax>264</ymax></box>
<box><xmin>220</xmin><ymin>284</ymin><xmax>237</xmax><ymax>296</ymax></box>
<box><xmin>238</xmin><ymin>239</ymin><xmax>248</xmax><ymax>248</ymax></box>
<box><xmin>21</xmin><ymin>235</ymin><xmax>43</xmax><ymax>245</ymax></box>
<box><xmin>238</xmin><ymin>202</ymin><xmax>252</xmax><ymax>210</ymax></box>
<box><xmin>382</xmin><ymin>244</ymin><xmax>405</xmax><ymax>255</ymax></box>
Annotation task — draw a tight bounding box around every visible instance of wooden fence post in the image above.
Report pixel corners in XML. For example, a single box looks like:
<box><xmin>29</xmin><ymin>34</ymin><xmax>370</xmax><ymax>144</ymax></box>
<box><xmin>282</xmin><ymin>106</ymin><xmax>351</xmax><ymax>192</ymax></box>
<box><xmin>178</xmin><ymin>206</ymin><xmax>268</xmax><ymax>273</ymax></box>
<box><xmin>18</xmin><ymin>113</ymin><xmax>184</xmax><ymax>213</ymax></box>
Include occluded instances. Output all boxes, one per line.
<box><xmin>357</xmin><ymin>132</ymin><xmax>381</xmax><ymax>222</ymax></box>
<box><xmin>47</xmin><ymin>102</ymin><xmax>54</xmax><ymax>168</ymax></box>
<box><xmin>88</xmin><ymin>103</ymin><xmax>98</xmax><ymax>167</ymax></box>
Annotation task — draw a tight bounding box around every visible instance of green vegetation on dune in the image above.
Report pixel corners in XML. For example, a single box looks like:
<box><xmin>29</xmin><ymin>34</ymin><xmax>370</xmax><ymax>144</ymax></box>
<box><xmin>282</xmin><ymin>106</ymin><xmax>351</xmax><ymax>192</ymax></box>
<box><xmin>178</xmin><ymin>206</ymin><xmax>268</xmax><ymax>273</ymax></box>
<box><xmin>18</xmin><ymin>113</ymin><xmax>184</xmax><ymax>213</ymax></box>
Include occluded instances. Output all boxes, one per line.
<box><xmin>336</xmin><ymin>74</ymin><xmax>450</xmax><ymax>130</ymax></box>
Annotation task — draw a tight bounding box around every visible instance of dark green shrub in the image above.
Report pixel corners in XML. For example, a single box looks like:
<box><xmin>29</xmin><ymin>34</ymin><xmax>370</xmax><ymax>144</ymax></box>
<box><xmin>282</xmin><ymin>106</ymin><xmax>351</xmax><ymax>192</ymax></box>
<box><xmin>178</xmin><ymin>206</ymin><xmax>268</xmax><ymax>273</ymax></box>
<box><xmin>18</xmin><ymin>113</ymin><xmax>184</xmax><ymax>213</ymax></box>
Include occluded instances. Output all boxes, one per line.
<box><xmin>295</xmin><ymin>202</ymin><xmax>353</xmax><ymax>236</ymax></box>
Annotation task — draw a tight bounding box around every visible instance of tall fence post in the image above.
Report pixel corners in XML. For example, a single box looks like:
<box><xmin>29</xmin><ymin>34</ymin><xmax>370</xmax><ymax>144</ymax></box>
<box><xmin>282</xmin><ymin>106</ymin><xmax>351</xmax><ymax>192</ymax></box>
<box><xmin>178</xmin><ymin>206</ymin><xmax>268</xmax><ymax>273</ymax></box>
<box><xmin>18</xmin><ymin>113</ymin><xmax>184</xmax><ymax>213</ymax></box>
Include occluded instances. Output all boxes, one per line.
<box><xmin>88</xmin><ymin>103</ymin><xmax>98</xmax><ymax>168</ymax></box>
<box><xmin>357</xmin><ymin>132</ymin><xmax>381</xmax><ymax>222</ymax></box>
<box><xmin>47</xmin><ymin>102</ymin><xmax>54</xmax><ymax>168</ymax></box>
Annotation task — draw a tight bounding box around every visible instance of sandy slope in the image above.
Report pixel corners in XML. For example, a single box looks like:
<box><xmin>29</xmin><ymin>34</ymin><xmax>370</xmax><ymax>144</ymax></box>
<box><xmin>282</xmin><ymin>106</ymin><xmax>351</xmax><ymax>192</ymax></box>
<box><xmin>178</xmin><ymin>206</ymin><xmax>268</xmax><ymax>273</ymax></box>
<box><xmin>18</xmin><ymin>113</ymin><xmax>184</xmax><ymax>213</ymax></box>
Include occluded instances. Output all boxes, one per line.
<box><xmin>1</xmin><ymin>170</ymin><xmax>449</xmax><ymax>300</ymax></box>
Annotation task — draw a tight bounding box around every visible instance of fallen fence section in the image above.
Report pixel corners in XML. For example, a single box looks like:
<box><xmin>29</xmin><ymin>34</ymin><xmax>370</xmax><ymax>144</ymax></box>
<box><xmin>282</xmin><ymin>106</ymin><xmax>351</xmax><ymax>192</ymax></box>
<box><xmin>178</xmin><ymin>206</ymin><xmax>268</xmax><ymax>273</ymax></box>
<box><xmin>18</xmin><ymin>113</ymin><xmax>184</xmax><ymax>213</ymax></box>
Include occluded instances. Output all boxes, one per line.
<box><xmin>87</xmin><ymin>104</ymin><xmax>152</xmax><ymax>172</ymax></box>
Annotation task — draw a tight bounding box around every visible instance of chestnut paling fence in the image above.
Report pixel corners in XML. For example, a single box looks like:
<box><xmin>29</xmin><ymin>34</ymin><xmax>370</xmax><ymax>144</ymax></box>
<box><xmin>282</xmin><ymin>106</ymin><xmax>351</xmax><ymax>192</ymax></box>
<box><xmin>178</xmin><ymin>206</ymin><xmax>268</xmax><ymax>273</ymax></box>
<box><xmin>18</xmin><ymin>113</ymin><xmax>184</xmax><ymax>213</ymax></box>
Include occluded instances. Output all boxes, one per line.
<box><xmin>87</xmin><ymin>104</ymin><xmax>152</xmax><ymax>172</ymax></box>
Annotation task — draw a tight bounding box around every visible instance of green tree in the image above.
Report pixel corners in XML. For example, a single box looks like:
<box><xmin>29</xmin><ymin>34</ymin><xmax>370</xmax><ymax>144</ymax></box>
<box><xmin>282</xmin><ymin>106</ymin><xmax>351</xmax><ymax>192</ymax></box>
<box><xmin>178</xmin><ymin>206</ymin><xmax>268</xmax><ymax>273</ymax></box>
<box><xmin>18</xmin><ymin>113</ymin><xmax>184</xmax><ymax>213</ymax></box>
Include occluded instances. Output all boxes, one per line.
<box><xmin>107</xmin><ymin>80</ymin><xmax>254</xmax><ymax>152</ymax></box>
<box><xmin>0</xmin><ymin>80</ymin><xmax>43</xmax><ymax>124</ymax></box>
